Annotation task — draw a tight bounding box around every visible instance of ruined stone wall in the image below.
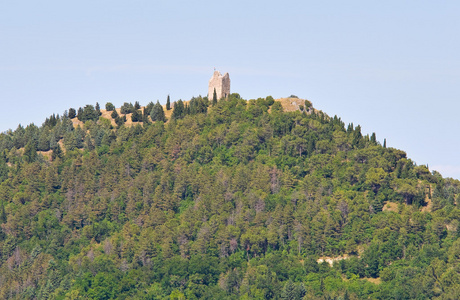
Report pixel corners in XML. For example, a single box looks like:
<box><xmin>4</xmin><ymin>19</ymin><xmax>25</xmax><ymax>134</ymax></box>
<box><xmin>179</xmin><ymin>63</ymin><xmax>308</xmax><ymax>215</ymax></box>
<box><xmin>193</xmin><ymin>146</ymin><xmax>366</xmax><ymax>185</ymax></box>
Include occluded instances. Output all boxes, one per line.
<box><xmin>208</xmin><ymin>71</ymin><xmax>230</xmax><ymax>100</ymax></box>
<box><xmin>221</xmin><ymin>73</ymin><xmax>230</xmax><ymax>99</ymax></box>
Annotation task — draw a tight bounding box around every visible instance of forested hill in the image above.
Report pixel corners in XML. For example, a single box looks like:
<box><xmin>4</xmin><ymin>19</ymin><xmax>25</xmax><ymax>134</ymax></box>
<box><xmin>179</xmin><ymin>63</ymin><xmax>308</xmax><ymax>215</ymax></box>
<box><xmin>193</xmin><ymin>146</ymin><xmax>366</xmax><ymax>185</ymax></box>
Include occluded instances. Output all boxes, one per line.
<box><xmin>0</xmin><ymin>94</ymin><xmax>460</xmax><ymax>299</ymax></box>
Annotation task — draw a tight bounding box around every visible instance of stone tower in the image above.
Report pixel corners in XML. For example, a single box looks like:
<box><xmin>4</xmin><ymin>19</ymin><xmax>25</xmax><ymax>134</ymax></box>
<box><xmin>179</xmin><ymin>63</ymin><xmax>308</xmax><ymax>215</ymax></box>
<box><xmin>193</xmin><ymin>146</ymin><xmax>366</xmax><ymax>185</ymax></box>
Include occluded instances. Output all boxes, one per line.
<box><xmin>208</xmin><ymin>70</ymin><xmax>230</xmax><ymax>100</ymax></box>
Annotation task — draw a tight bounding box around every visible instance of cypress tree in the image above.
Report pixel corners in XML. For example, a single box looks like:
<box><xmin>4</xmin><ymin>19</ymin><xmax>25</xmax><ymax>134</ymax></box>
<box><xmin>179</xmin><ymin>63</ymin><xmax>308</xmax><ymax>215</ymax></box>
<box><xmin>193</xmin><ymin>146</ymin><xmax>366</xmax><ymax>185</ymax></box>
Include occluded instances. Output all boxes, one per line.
<box><xmin>212</xmin><ymin>88</ymin><xmax>218</xmax><ymax>106</ymax></box>
<box><xmin>166</xmin><ymin>95</ymin><xmax>171</xmax><ymax>110</ymax></box>
<box><xmin>77</xmin><ymin>107</ymin><xmax>83</xmax><ymax>121</ymax></box>
<box><xmin>95</xmin><ymin>102</ymin><xmax>101</xmax><ymax>116</ymax></box>
<box><xmin>370</xmin><ymin>132</ymin><xmax>377</xmax><ymax>144</ymax></box>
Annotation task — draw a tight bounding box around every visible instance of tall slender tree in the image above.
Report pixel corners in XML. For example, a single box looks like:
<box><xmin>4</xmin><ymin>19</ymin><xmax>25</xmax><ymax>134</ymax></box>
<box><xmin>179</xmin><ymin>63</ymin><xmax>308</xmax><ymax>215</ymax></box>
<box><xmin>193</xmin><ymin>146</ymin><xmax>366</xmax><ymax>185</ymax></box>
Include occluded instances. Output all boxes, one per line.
<box><xmin>166</xmin><ymin>95</ymin><xmax>171</xmax><ymax>111</ymax></box>
<box><xmin>212</xmin><ymin>88</ymin><xmax>218</xmax><ymax>106</ymax></box>
<box><xmin>95</xmin><ymin>102</ymin><xmax>102</xmax><ymax>116</ymax></box>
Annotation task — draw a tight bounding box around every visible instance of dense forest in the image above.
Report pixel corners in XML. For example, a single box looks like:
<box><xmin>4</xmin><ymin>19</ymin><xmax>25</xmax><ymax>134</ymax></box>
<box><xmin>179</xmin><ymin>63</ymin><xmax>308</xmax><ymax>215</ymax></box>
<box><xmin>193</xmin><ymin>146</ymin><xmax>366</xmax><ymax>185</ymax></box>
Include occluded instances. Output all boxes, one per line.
<box><xmin>0</xmin><ymin>94</ymin><xmax>460</xmax><ymax>299</ymax></box>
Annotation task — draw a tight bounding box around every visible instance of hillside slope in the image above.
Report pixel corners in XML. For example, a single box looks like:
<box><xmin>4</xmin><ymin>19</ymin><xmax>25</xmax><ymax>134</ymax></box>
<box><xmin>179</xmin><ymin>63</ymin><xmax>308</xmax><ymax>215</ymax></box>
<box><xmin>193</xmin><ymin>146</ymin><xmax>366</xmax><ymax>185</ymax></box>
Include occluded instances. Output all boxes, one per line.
<box><xmin>0</xmin><ymin>94</ymin><xmax>459</xmax><ymax>299</ymax></box>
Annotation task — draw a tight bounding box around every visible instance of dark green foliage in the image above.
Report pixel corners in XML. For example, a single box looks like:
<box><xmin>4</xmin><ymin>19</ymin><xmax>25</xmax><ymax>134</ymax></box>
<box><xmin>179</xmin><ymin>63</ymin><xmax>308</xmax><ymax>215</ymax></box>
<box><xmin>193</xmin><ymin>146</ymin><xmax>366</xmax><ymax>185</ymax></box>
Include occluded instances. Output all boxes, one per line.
<box><xmin>105</xmin><ymin>102</ymin><xmax>115</xmax><ymax>111</ymax></box>
<box><xmin>131</xmin><ymin>110</ymin><xmax>142</xmax><ymax>122</ymax></box>
<box><xmin>0</xmin><ymin>96</ymin><xmax>459</xmax><ymax>299</ymax></box>
<box><xmin>0</xmin><ymin>157</ymin><xmax>8</xmax><ymax>183</ymax></box>
<box><xmin>150</xmin><ymin>101</ymin><xmax>166</xmax><ymax>122</ymax></box>
<box><xmin>171</xmin><ymin>99</ymin><xmax>185</xmax><ymax>120</ymax></box>
<box><xmin>111</xmin><ymin>109</ymin><xmax>118</xmax><ymax>119</ymax></box>
<box><xmin>115</xmin><ymin>115</ymin><xmax>126</xmax><ymax>127</ymax></box>
<box><xmin>51</xmin><ymin>143</ymin><xmax>63</xmax><ymax>160</ymax></box>
<box><xmin>188</xmin><ymin>96</ymin><xmax>208</xmax><ymax>115</ymax></box>
<box><xmin>266</xmin><ymin>96</ymin><xmax>275</xmax><ymax>106</ymax></box>
<box><xmin>23</xmin><ymin>141</ymin><xmax>37</xmax><ymax>162</ymax></box>
<box><xmin>120</xmin><ymin>102</ymin><xmax>134</xmax><ymax>114</ymax></box>
<box><xmin>142</xmin><ymin>107</ymin><xmax>151</xmax><ymax>124</ymax></box>
<box><xmin>212</xmin><ymin>88</ymin><xmax>217</xmax><ymax>106</ymax></box>
<box><xmin>43</xmin><ymin>114</ymin><xmax>59</xmax><ymax>128</ymax></box>
<box><xmin>370</xmin><ymin>132</ymin><xmax>377</xmax><ymax>144</ymax></box>
<box><xmin>166</xmin><ymin>95</ymin><xmax>171</xmax><ymax>110</ymax></box>
<box><xmin>145</xmin><ymin>101</ymin><xmax>154</xmax><ymax>115</ymax></box>
<box><xmin>37</xmin><ymin>129</ymin><xmax>50</xmax><ymax>151</ymax></box>
<box><xmin>95</xmin><ymin>102</ymin><xmax>102</xmax><ymax>116</ymax></box>
<box><xmin>281</xmin><ymin>280</ymin><xmax>305</xmax><ymax>300</ymax></box>
<box><xmin>68</xmin><ymin>108</ymin><xmax>76</xmax><ymax>119</ymax></box>
<box><xmin>74</xmin><ymin>126</ymin><xmax>86</xmax><ymax>149</ymax></box>
<box><xmin>77</xmin><ymin>105</ymin><xmax>99</xmax><ymax>122</ymax></box>
<box><xmin>77</xmin><ymin>107</ymin><xmax>83</xmax><ymax>118</ymax></box>
<box><xmin>13</xmin><ymin>124</ymin><xmax>25</xmax><ymax>148</ymax></box>
<box><xmin>134</xmin><ymin>101</ymin><xmax>141</xmax><ymax>110</ymax></box>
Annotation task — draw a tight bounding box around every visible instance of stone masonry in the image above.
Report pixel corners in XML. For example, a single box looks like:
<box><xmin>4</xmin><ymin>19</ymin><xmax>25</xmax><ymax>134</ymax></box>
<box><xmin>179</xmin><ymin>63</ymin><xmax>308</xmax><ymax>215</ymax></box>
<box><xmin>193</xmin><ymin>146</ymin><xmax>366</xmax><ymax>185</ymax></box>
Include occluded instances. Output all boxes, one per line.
<box><xmin>208</xmin><ymin>70</ymin><xmax>230</xmax><ymax>100</ymax></box>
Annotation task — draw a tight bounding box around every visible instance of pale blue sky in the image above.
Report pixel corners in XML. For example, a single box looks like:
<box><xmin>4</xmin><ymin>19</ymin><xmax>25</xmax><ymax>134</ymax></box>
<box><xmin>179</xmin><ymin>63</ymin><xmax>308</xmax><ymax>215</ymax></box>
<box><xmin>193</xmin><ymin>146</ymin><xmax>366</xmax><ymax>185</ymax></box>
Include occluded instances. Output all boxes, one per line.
<box><xmin>1</xmin><ymin>1</ymin><xmax>460</xmax><ymax>178</ymax></box>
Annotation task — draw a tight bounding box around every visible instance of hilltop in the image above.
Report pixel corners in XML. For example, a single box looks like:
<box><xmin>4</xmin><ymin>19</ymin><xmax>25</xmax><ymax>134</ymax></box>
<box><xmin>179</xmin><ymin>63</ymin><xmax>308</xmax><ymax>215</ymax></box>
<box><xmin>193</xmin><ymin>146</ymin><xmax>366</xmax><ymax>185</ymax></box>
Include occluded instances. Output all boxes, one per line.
<box><xmin>69</xmin><ymin>96</ymin><xmax>312</xmax><ymax>128</ymax></box>
<box><xmin>0</xmin><ymin>94</ymin><xmax>459</xmax><ymax>299</ymax></box>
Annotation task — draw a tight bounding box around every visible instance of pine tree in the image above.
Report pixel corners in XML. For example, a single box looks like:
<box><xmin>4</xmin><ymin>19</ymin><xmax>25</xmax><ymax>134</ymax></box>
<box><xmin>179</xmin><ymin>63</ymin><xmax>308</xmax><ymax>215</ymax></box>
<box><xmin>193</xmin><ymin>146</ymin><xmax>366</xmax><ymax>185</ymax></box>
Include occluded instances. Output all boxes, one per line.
<box><xmin>281</xmin><ymin>280</ymin><xmax>297</xmax><ymax>300</ymax></box>
<box><xmin>115</xmin><ymin>116</ymin><xmax>125</xmax><ymax>127</ymax></box>
<box><xmin>0</xmin><ymin>201</ymin><xmax>6</xmax><ymax>224</ymax></box>
<box><xmin>383</xmin><ymin>138</ymin><xmax>387</xmax><ymax>148</ymax></box>
<box><xmin>0</xmin><ymin>157</ymin><xmax>8</xmax><ymax>183</ymax></box>
<box><xmin>131</xmin><ymin>110</ymin><xmax>142</xmax><ymax>122</ymax></box>
<box><xmin>111</xmin><ymin>109</ymin><xmax>119</xmax><ymax>119</ymax></box>
<box><xmin>166</xmin><ymin>95</ymin><xmax>171</xmax><ymax>110</ymax></box>
<box><xmin>370</xmin><ymin>132</ymin><xmax>377</xmax><ymax>144</ymax></box>
<box><xmin>51</xmin><ymin>144</ymin><xmax>63</xmax><ymax>160</ymax></box>
<box><xmin>171</xmin><ymin>100</ymin><xmax>185</xmax><ymax>120</ymax></box>
<box><xmin>150</xmin><ymin>101</ymin><xmax>166</xmax><ymax>122</ymax></box>
<box><xmin>23</xmin><ymin>141</ymin><xmax>37</xmax><ymax>163</ymax></box>
<box><xmin>37</xmin><ymin>130</ymin><xmax>50</xmax><ymax>151</ymax></box>
<box><xmin>68</xmin><ymin>108</ymin><xmax>76</xmax><ymax>119</ymax></box>
<box><xmin>85</xmin><ymin>135</ymin><xmax>94</xmax><ymax>151</ymax></box>
<box><xmin>142</xmin><ymin>107</ymin><xmax>151</xmax><ymax>124</ymax></box>
<box><xmin>298</xmin><ymin>283</ymin><xmax>306</xmax><ymax>299</ymax></box>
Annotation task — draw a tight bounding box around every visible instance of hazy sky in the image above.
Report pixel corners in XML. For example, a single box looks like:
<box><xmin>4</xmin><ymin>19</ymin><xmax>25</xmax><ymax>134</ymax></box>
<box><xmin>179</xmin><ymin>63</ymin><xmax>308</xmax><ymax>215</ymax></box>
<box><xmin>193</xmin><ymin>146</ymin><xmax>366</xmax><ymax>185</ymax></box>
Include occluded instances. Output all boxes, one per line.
<box><xmin>1</xmin><ymin>1</ymin><xmax>460</xmax><ymax>178</ymax></box>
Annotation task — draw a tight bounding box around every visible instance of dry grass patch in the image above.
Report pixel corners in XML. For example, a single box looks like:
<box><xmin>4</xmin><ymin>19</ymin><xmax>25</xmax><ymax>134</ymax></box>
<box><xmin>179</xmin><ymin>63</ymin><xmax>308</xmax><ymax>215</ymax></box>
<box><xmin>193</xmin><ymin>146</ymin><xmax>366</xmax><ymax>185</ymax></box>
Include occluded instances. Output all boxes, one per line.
<box><xmin>364</xmin><ymin>277</ymin><xmax>381</xmax><ymax>285</ymax></box>
<box><xmin>382</xmin><ymin>202</ymin><xmax>398</xmax><ymax>212</ymax></box>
